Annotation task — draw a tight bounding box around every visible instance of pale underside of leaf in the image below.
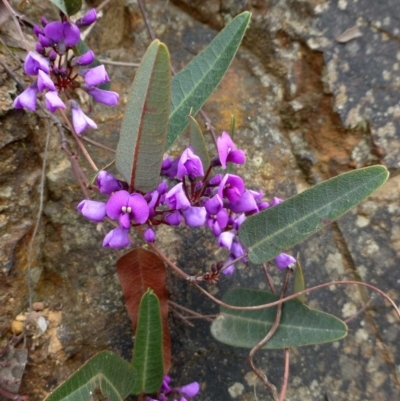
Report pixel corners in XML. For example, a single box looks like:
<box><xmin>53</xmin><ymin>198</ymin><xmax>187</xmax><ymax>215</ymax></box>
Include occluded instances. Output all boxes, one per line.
<box><xmin>239</xmin><ymin>166</ymin><xmax>389</xmax><ymax>264</ymax></box>
<box><xmin>116</xmin><ymin>40</ymin><xmax>171</xmax><ymax>193</ymax></box>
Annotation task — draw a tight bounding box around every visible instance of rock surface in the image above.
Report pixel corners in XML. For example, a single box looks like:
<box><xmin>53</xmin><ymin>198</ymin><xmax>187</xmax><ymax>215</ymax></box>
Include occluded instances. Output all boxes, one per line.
<box><xmin>1</xmin><ymin>0</ymin><xmax>400</xmax><ymax>400</ymax></box>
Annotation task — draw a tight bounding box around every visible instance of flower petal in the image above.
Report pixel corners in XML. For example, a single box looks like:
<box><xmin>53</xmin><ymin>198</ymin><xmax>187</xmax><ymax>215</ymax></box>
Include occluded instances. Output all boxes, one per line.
<box><xmin>180</xmin><ymin>382</ymin><xmax>200</xmax><ymax>398</ymax></box>
<box><xmin>87</xmin><ymin>87</ymin><xmax>119</xmax><ymax>106</ymax></box>
<box><xmin>103</xmin><ymin>227</ymin><xmax>130</xmax><ymax>248</ymax></box>
<box><xmin>84</xmin><ymin>65</ymin><xmax>110</xmax><ymax>86</ymax></box>
<box><xmin>45</xmin><ymin>91</ymin><xmax>66</xmax><ymax>113</ymax></box>
<box><xmin>182</xmin><ymin>206</ymin><xmax>206</xmax><ymax>227</ymax></box>
<box><xmin>106</xmin><ymin>190</ymin><xmax>130</xmax><ymax>219</ymax></box>
<box><xmin>77</xmin><ymin>200</ymin><xmax>106</xmax><ymax>222</ymax></box>
<box><xmin>274</xmin><ymin>253</ymin><xmax>296</xmax><ymax>269</ymax></box>
<box><xmin>127</xmin><ymin>193</ymin><xmax>149</xmax><ymax>224</ymax></box>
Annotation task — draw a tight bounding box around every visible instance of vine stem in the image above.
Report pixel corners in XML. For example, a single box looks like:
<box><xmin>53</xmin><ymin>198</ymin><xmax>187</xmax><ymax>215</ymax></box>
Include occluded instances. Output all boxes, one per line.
<box><xmin>58</xmin><ymin>109</ymin><xmax>99</xmax><ymax>172</ymax></box>
<box><xmin>192</xmin><ymin>279</ymin><xmax>400</xmax><ymax>318</ymax></box>
<box><xmin>279</xmin><ymin>349</ymin><xmax>290</xmax><ymax>401</ymax></box>
<box><xmin>248</xmin><ymin>269</ymin><xmax>291</xmax><ymax>401</ymax></box>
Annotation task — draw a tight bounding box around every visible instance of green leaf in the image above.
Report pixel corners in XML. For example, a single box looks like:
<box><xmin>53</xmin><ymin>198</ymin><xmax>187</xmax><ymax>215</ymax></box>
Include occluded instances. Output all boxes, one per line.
<box><xmin>211</xmin><ymin>288</ymin><xmax>347</xmax><ymax>349</ymax></box>
<box><xmin>166</xmin><ymin>11</ymin><xmax>251</xmax><ymax>149</ymax></box>
<box><xmin>189</xmin><ymin>115</ymin><xmax>210</xmax><ymax>171</ymax></box>
<box><xmin>293</xmin><ymin>257</ymin><xmax>306</xmax><ymax>304</ymax></box>
<box><xmin>44</xmin><ymin>351</ymin><xmax>136</xmax><ymax>401</ymax></box>
<box><xmin>116</xmin><ymin>39</ymin><xmax>171</xmax><ymax>193</ymax></box>
<box><xmin>132</xmin><ymin>289</ymin><xmax>164</xmax><ymax>395</ymax></box>
<box><xmin>239</xmin><ymin>166</ymin><xmax>389</xmax><ymax>264</ymax></box>
<box><xmin>49</xmin><ymin>0</ymin><xmax>82</xmax><ymax>16</ymax></box>
<box><xmin>74</xmin><ymin>40</ymin><xmax>110</xmax><ymax>90</ymax></box>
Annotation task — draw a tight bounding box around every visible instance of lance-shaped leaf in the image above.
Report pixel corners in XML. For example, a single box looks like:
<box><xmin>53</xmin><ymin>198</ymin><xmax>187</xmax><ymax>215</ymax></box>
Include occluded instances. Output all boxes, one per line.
<box><xmin>166</xmin><ymin>11</ymin><xmax>251</xmax><ymax>149</ymax></box>
<box><xmin>116</xmin><ymin>39</ymin><xmax>171</xmax><ymax>193</ymax></box>
<box><xmin>132</xmin><ymin>290</ymin><xmax>164</xmax><ymax>395</ymax></box>
<box><xmin>239</xmin><ymin>166</ymin><xmax>389</xmax><ymax>264</ymax></box>
<box><xmin>293</xmin><ymin>257</ymin><xmax>306</xmax><ymax>304</ymax></box>
<box><xmin>49</xmin><ymin>0</ymin><xmax>82</xmax><ymax>15</ymax></box>
<box><xmin>189</xmin><ymin>115</ymin><xmax>210</xmax><ymax>171</ymax></box>
<box><xmin>44</xmin><ymin>351</ymin><xmax>136</xmax><ymax>401</ymax></box>
<box><xmin>116</xmin><ymin>248</ymin><xmax>171</xmax><ymax>373</ymax></box>
<box><xmin>211</xmin><ymin>288</ymin><xmax>347</xmax><ymax>349</ymax></box>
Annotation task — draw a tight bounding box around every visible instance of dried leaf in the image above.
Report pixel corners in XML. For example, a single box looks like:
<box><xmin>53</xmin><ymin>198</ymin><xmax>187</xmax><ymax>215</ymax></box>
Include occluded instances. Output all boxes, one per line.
<box><xmin>116</xmin><ymin>248</ymin><xmax>171</xmax><ymax>373</ymax></box>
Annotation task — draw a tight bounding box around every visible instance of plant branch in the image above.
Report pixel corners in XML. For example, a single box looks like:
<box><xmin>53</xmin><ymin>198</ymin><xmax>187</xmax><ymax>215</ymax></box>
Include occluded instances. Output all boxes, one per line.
<box><xmin>248</xmin><ymin>269</ymin><xmax>291</xmax><ymax>401</ymax></box>
<box><xmin>279</xmin><ymin>349</ymin><xmax>290</xmax><ymax>401</ymax></box>
<box><xmin>192</xmin><ymin>279</ymin><xmax>400</xmax><ymax>319</ymax></box>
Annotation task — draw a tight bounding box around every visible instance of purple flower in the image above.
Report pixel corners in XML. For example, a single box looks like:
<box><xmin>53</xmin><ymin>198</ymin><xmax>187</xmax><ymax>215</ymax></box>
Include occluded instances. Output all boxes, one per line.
<box><xmin>165</xmin><ymin>183</ymin><xmax>191</xmax><ymax>210</ymax></box>
<box><xmin>217</xmin><ymin>131</ymin><xmax>245</xmax><ymax>169</ymax></box>
<box><xmin>103</xmin><ymin>227</ymin><xmax>130</xmax><ymax>248</ymax></box>
<box><xmin>177</xmin><ymin>147</ymin><xmax>204</xmax><ymax>179</ymax></box>
<box><xmin>97</xmin><ymin>171</ymin><xmax>123</xmax><ymax>194</ymax></box>
<box><xmin>160</xmin><ymin>375</ymin><xmax>171</xmax><ymax>393</ymax></box>
<box><xmin>222</xmin><ymin>256</ymin><xmax>236</xmax><ymax>275</ymax></box>
<box><xmin>161</xmin><ymin>157</ymin><xmax>179</xmax><ymax>178</ymax></box>
<box><xmin>44</xmin><ymin>21</ymin><xmax>80</xmax><ymax>48</ymax></box>
<box><xmin>180</xmin><ymin>382</ymin><xmax>200</xmax><ymax>398</ymax></box>
<box><xmin>271</xmin><ymin>197</ymin><xmax>284</xmax><ymax>207</ymax></box>
<box><xmin>157</xmin><ymin>181</ymin><xmax>168</xmax><ymax>195</ymax></box>
<box><xmin>72</xmin><ymin>50</ymin><xmax>95</xmax><ymax>66</ymax></box>
<box><xmin>144</xmin><ymin>228</ymin><xmax>156</xmax><ymax>242</ymax></box>
<box><xmin>37</xmin><ymin>70</ymin><xmax>55</xmax><ymax>92</ymax></box>
<box><xmin>233</xmin><ymin>214</ymin><xmax>246</xmax><ymax>230</ymax></box>
<box><xmin>229</xmin><ymin>190</ymin><xmax>258</xmax><ymax>214</ymax></box>
<box><xmin>38</xmin><ymin>33</ymin><xmax>52</xmax><ymax>47</ymax></box>
<box><xmin>70</xmin><ymin>100</ymin><xmax>97</xmax><ymax>135</ymax></box>
<box><xmin>84</xmin><ymin>65</ymin><xmax>110</xmax><ymax>86</ymax></box>
<box><xmin>208</xmin><ymin>174</ymin><xmax>222</xmax><ymax>186</ymax></box>
<box><xmin>33</xmin><ymin>25</ymin><xmax>43</xmax><ymax>36</ymax></box>
<box><xmin>87</xmin><ymin>87</ymin><xmax>119</xmax><ymax>106</ymax></box>
<box><xmin>45</xmin><ymin>91</ymin><xmax>66</xmax><ymax>113</ymax></box>
<box><xmin>204</xmin><ymin>194</ymin><xmax>223</xmax><ymax>215</ymax></box>
<box><xmin>218</xmin><ymin>231</ymin><xmax>235</xmax><ymax>250</ymax></box>
<box><xmin>77</xmin><ymin>9</ymin><xmax>97</xmax><ymax>26</ymax></box>
<box><xmin>231</xmin><ymin>240</ymin><xmax>245</xmax><ymax>259</ymax></box>
<box><xmin>106</xmin><ymin>190</ymin><xmax>149</xmax><ymax>228</ymax></box>
<box><xmin>218</xmin><ymin>174</ymin><xmax>245</xmax><ymax>203</ymax></box>
<box><xmin>275</xmin><ymin>253</ymin><xmax>296</xmax><ymax>269</ymax></box>
<box><xmin>165</xmin><ymin>211</ymin><xmax>182</xmax><ymax>226</ymax></box>
<box><xmin>77</xmin><ymin>200</ymin><xmax>106</xmax><ymax>222</ymax></box>
<box><xmin>13</xmin><ymin>85</ymin><xmax>38</xmax><ymax>111</ymax></box>
<box><xmin>182</xmin><ymin>206</ymin><xmax>206</xmax><ymax>227</ymax></box>
<box><xmin>24</xmin><ymin>51</ymin><xmax>50</xmax><ymax>75</ymax></box>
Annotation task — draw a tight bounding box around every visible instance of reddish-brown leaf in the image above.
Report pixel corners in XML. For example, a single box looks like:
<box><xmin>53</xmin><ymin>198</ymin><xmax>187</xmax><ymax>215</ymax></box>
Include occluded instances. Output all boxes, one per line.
<box><xmin>116</xmin><ymin>247</ymin><xmax>171</xmax><ymax>373</ymax></box>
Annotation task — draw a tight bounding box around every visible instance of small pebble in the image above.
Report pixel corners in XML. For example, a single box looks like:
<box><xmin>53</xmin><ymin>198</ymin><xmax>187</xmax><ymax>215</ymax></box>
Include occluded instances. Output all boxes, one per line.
<box><xmin>15</xmin><ymin>314</ymin><xmax>27</xmax><ymax>322</ymax></box>
<box><xmin>11</xmin><ymin>320</ymin><xmax>24</xmax><ymax>335</ymax></box>
<box><xmin>33</xmin><ymin>302</ymin><xmax>45</xmax><ymax>311</ymax></box>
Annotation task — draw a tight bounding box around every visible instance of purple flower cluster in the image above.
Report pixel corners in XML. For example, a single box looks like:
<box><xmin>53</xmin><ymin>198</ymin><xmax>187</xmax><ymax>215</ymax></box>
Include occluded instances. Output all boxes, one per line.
<box><xmin>77</xmin><ymin>132</ymin><xmax>296</xmax><ymax>271</ymax></box>
<box><xmin>13</xmin><ymin>9</ymin><xmax>119</xmax><ymax>135</ymax></box>
<box><xmin>148</xmin><ymin>376</ymin><xmax>200</xmax><ymax>401</ymax></box>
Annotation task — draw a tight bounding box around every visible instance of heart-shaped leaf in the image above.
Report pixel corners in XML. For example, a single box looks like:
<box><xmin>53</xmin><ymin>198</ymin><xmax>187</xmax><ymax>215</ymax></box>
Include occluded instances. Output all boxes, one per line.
<box><xmin>44</xmin><ymin>351</ymin><xmax>136</xmax><ymax>401</ymax></box>
<box><xmin>166</xmin><ymin>11</ymin><xmax>251</xmax><ymax>149</ymax></box>
<box><xmin>239</xmin><ymin>166</ymin><xmax>389</xmax><ymax>264</ymax></box>
<box><xmin>116</xmin><ymin>39</ymin><xmax>171</xmax><ymax>193</ymax></box>
<box><xmin>211</xmin><ymin>288</ymin><xmax>347</xmax><ymax>349</ymax></box>
<box><xmin>116</xmin><ymin>248</ymin><xmax>170</xmax><ymax>374</ymax></box>
<box><xmin>132</xmin><ymin>290</ymin><xmax>164</xmax><ymax>395</ymax></box>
